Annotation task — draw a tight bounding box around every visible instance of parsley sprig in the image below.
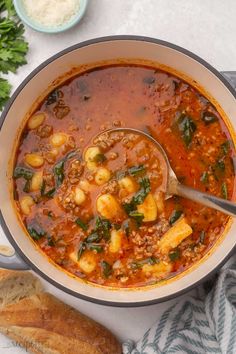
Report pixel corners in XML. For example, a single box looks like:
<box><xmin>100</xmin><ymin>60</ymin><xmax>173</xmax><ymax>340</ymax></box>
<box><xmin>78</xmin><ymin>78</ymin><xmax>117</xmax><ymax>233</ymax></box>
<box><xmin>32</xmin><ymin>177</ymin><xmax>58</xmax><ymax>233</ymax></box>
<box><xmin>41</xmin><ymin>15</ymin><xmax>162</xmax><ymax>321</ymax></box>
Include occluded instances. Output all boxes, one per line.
<box><xmin>0</xmin><ymin>1</ymin><xmax>29</xmax><ymax>110</ymax></box>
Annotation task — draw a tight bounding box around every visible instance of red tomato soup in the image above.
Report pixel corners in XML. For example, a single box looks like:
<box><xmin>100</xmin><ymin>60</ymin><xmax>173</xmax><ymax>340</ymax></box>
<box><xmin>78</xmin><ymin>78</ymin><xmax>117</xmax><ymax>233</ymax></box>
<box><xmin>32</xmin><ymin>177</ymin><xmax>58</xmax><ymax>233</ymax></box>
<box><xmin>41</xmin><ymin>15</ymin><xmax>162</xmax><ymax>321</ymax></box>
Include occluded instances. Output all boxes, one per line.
<box><xmin>13</xmin><ymin>64</ymin><xmax>235</xmax><ymax>287</ymax></box>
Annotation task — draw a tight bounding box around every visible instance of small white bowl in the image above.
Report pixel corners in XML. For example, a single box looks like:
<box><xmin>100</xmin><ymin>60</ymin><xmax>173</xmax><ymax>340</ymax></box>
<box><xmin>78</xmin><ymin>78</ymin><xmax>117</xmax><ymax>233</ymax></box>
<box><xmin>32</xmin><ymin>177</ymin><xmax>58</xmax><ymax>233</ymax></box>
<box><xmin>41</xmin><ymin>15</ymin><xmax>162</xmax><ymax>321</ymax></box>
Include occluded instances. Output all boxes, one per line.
<box><xmin>13</xmin><ymin>0</ymin><xmax>88</xmax><ymax>34</ymax></box>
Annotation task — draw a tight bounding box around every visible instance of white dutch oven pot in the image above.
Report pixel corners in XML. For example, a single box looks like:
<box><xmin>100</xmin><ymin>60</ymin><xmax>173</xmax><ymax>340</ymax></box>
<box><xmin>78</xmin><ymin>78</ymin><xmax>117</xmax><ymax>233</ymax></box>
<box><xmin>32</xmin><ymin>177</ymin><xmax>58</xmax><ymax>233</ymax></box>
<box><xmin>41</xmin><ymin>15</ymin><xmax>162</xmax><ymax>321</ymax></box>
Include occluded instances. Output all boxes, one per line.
<box><xmin>0</xmin><ymin>36</ymin><xmax>236</xmax><ymax>306</ymax></box>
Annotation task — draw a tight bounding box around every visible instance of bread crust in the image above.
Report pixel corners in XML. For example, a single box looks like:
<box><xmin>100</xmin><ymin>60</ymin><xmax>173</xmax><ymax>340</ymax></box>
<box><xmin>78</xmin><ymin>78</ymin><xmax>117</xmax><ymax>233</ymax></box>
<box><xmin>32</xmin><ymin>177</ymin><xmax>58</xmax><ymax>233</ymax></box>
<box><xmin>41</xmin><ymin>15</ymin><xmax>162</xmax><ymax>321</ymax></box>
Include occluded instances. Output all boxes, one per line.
<box><xmin>0</xmin><ymin>292</ymin><xmax>121</xmax><ymax>354</ymax></box>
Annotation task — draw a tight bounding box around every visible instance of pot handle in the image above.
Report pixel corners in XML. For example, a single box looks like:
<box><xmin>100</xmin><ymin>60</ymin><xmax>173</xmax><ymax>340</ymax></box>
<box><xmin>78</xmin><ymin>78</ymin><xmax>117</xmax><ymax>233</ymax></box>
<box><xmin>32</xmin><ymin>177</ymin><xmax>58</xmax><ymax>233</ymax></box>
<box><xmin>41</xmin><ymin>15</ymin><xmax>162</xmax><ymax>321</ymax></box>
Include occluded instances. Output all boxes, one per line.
<box><xmin>0</xmin><ymin>245</ymin><xmax>29</xmax><ymax>270</ymax></box>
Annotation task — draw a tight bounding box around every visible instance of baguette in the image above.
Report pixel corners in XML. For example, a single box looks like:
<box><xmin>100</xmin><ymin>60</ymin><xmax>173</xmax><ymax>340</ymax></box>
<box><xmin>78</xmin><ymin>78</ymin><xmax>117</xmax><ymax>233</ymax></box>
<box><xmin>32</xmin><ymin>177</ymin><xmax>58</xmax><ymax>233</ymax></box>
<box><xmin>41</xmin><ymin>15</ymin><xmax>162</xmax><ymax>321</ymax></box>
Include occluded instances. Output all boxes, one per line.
<box><xmin>0</xmin><ymin>292</ymin><xmax>122</xmax><ymax>354</ymax></box>
<box><xmin>0</xmin><ymin>269</ymin><xmax>43</xmax><ymax>308</ymax></box>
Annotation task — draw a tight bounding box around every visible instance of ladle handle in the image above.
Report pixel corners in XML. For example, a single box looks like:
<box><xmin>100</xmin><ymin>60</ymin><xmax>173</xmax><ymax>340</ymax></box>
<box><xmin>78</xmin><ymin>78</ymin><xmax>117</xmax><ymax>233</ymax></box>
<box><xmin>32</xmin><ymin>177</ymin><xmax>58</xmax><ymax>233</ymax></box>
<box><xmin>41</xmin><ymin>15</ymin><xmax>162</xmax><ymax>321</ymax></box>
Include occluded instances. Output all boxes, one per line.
<box><xmin>176</xmin><ymin>184</ymin><xmax>236</xmax><ymax>217</ymax></box>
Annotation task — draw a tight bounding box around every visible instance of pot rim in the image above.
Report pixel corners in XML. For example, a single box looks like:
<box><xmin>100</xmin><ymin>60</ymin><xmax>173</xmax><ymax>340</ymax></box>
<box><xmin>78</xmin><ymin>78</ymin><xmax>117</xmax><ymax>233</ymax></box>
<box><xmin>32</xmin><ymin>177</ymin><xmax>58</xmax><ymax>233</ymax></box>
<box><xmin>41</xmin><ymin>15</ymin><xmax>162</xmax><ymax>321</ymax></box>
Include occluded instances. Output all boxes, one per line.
<box><xmin>0</xmin><ymin>35</ymin><xmax>236</xmax><ymax>307</ymax></box>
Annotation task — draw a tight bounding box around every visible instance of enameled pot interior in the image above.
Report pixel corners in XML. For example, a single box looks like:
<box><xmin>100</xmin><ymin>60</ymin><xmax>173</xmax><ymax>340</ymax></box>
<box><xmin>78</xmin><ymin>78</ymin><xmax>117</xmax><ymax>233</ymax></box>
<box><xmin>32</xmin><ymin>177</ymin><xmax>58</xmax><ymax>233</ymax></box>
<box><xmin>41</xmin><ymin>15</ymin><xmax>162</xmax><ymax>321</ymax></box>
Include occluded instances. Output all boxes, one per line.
<box><xmin>0</xmin><ymin>37</ymin><xmax>236</xmax><ymax>305</ymax></box>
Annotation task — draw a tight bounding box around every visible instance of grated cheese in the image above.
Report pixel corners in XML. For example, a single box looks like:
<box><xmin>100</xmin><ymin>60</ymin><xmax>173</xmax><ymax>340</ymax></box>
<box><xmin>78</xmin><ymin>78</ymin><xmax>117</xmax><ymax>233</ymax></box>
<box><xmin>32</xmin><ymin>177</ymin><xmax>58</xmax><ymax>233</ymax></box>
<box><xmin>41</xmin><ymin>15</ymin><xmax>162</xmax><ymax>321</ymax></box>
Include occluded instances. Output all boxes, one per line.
<box><xmin>22</xmin><ymin>0</ymin><xmax>81</xmax><ymax>28</ymax></box>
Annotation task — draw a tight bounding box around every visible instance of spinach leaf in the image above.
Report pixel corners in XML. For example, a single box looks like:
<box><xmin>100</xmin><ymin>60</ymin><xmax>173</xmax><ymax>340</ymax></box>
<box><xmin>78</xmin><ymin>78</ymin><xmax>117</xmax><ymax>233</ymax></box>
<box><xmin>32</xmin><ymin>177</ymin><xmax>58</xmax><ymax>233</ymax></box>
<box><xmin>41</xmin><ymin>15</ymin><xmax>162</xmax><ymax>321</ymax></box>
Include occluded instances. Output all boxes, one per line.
<box><xmin>199</xmin><ymin>230</ymin><xmax>206</xmax><ymax>244</ymax></box>
<box><xmin>75</xmin><ymin>218</ymin><xmax>88</xmax><ymax>231</ymax></box>
<box><xmin>201</xmin><ymin>111</ymin><xmax>218</xmax><ymax>125</ymax></box>
<box><xmin>53</xmin><ymin>150</ymin><xmax>77</xmax><ymax>187</ymax></box>
<box><xmin>221</xmin><ymin>182</ymin><xmax>228</xmax><ymax>199</ymax></box>
<box><xmin>77</xmin><ymin>242</ymin><xmax>87</xmax><ymax>260</ymax></box>
<box><xmin>23</xmin><ymin>179</ymin><xmax>31</xmax><ymax>193</ymax></box>
<box><xmin>46</xmin><ymin>89</ymin><xmax>60</xmax><ymax>105</ymax></box>
<box><xmin>93</xmin><ymin>153</ymin><xmax>107</xmax><ymax>163</ymax></box>
<box><xmin>169</xmin><ymin>249</ymin><xmax>180</xmax><ymax>261</ymax></box>
<box><xmin>86</xmin><ymin>232</ymin><xmax>102</xmax><ymax>243</ymax></box>
<box><xmin>13</xmin><ymin>166</ymin><xmax>33</xmax><ymax>180</ymax></box>
<box><xmin>86</xmin><ymin>244</ymin><xmax>104</xmax><ymax>253</ymax></box>
<box><xmin>169</xmin><ymin>210</ymin><xmax>183</xmax><ymax>225</ymax></box>
<box><xmin>200</xmin><ymin>171</ymin><xmax>209</xmax><ymax>184</ymax></box>
<box><xmin>177</xmin><ymin>113</ymin><xmax>196</xmax><ymax>147</ymax></box>
<box><xmin>101</xmin><ymin>260</ymin><xmax>112</xmax><ymax>278</ymax></box>
<box><xmin>54</xmin><ymin>160</ymin><xmax>65</xmax><ymax>187</ymax></box>
<box><xmin>128</xmin><ymin>164</ymin><xmax>145</xmax><ymax>176</ymax></box>
<box><xmin>27</xmin><ymin>223</ymin><xmax>46</xmax><ymax>241</ymax></box>
<box><xmin>221</xmin><ymin>140</ymin><xmax>230</xmax><ymax>156</ymax></box>
<box><xmin>122</xmin><ymin>219</ymin><xmax>131</xmax><ymax>237</ymax></box>
<box><xmin>131</xmin><ymin>256</ymin><xmax>158</xmax><ymax>269</ymax></box>
<box><xmin>95</xmin><ymin>217</ymin><xmax>112</xmax><ymax>241</ymax></box>
<box><xmin>129</xmin><ymin>211</ymin><xmax>144</xmax><ymax>227</ymax></box>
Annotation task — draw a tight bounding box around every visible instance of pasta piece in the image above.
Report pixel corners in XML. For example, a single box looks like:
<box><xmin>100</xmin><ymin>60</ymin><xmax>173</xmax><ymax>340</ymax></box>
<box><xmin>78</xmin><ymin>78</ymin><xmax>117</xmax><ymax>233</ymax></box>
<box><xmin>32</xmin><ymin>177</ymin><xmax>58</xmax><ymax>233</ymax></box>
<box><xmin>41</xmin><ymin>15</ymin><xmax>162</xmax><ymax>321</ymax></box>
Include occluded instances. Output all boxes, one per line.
<box><xmin>158</xmin><ymin>217</ymin><xmax>193</xmax><ymax>254</ymax></box>
<box><xmin>27</xmin><ymin>112</ymin><xmax>45</xmax><ymax>130</ymax></box>
<box><xmin>20</xmin><ymin>196</ymin><xmax>34</xmax><ymax>215</ymax></box>
<box><xmin>96</xmin><ymin>194</ymin><xmax>121</xmax><ymax>219</ymax></box>
<box><xmin>95</xmin><ymin>168</ymin><xmax>111</xmax><ymax>185</ymax></box>
<box><xmin>118</xmin><ymin>176</ymin><xmax>137</xmax><ymax>195</ymax></box>
<box><xmin>74</xmin><ymin>187</ymin><xmax>86</xmax><ymax>206</ymax></box>
<box><xmin>142</xmin><ymin>261</ymin><xmax>172</xmax><ymax>278</ymax></box>
<box><xmin>84</xmin><ymin>146</ymin><xmax>101</xmax><ymax>170</ymax></box>
<box><xmin>137</xmin><ymin>193</ymin><xmax>157</xmax><ymax>222</ymax></box>
<box><xmin>50</xmin><ymin>133</ymin><xmax>68</xmax><ymax>147</ymax></box>
<box><xmin>78</xmin><ymin>252</ymin><xmax>96</xmax><ymax>273</ymax></box>
<box><xmin>25</xmin><ymin>153</ymin><xmax>44</xmax><ymax>168</ymax></box>
<box><xmin>31</xmin><ymin>171</ymin><xmax>43</xmax><ymax>191</ymax></box>
<box><xmin>109</xmin><ymin>229</ymin><xmax>122</xmax><ymax>253</ymax></box>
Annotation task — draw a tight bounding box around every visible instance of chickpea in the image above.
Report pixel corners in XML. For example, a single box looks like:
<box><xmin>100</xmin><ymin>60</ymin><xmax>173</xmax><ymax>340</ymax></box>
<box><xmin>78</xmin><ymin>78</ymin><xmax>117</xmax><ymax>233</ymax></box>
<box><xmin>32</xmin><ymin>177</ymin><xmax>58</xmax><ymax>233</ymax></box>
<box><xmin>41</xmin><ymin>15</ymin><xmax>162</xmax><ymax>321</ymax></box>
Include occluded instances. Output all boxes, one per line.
<box><xmin>20</xmin><ymin>196</ymin><xmax>34</xmax><ymax>215</ymax></box>
<box><xmin>74</xmin><ymin>187</ymin><xmax>86</xmax><ymax>205</ymax></box>
<box><xmin>27</xmin><ymin>112</ymin><xmax>45</xmax><ymax>130</ymax></box>
<box><xmin>96</xmin><ymin>194</ymin><xmax>121</xmax><ymax>219</ymax></box>
<box><xmin>79</xmin><ymin>179</ymin><xmax>92</xmax><ymax>192</ymax></box>
<box><xmin>31</xmin><ymin>171</ymin><xmax>43</xmax><ymax>191</ymax></box>
<box><xmin>95</xmin><ymin>168</ymin><xmax>111</xmax><ymax>185</ymax></box>
<box><xmin>25</xmin><ymin>153</ymin><xmax>44</xmax><ymax>168</ymax></box>
<box><xmin>50</xmin><ymin>133</ymin><xmax>68</xmax><ymax>147</ymax></box>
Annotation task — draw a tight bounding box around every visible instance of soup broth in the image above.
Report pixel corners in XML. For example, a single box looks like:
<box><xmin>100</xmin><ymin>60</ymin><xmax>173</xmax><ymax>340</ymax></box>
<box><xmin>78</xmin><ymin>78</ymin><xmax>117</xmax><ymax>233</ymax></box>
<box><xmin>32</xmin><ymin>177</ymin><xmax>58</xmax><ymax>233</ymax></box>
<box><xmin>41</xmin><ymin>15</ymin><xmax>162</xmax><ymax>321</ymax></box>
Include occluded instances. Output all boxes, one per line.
<box><xmin>13</xmin><ymin>65</ymin><xmax>235</xmax><ymax>287</ymax></box>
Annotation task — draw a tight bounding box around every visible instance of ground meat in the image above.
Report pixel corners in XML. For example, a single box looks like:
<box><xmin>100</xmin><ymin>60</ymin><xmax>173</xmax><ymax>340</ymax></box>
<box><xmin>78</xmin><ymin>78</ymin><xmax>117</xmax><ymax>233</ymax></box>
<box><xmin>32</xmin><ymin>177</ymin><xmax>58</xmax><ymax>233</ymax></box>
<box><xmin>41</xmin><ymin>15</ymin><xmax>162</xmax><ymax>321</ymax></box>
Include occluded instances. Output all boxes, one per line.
<box><xmin>101</xmin><ymin>179</ymin><xmax>119</xmax><ymax>194</ymax></box>
<box><xmin>68</xmin><ymin>160</ymin><xmax>84</xmax><ymax>184</ymax></box>
<box><xmin>37</xmin><ymin>125</ymin><xmax>53</xmax><ymax>138</ymax></box>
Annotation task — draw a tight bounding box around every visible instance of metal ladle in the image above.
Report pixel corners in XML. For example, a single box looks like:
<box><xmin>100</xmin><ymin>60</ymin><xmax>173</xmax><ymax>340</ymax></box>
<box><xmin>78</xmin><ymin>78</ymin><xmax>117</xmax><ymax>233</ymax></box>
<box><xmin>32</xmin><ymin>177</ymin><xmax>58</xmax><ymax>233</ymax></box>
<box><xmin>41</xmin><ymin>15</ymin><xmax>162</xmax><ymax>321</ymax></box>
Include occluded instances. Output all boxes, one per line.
<box><xmin>96</xmin><ymin>128</ymin><xmax>236</xmax><ymax>217</ymax></box>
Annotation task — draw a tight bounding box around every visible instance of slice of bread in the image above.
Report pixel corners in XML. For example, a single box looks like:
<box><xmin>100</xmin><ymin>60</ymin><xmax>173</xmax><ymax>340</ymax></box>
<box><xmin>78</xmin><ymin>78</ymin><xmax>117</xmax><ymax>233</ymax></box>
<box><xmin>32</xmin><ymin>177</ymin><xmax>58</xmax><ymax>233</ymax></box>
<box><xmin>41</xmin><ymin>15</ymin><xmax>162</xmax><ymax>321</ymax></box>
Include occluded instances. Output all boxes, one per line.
<box><xmin>0</xmin><ymin>269</ymin><xmax>43</xmax><ymax>308</ymax></box>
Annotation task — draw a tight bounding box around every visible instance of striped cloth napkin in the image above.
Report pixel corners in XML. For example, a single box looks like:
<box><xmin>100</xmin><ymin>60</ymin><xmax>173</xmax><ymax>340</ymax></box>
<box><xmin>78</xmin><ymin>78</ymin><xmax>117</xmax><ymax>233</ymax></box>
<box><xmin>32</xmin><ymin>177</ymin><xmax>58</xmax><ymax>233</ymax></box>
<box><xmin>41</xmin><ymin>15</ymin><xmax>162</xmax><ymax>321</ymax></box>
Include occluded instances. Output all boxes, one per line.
<box><xmin>123</xmin><ymin>254</ymin><xmax>236</xmax><ymax>354</ymax></box>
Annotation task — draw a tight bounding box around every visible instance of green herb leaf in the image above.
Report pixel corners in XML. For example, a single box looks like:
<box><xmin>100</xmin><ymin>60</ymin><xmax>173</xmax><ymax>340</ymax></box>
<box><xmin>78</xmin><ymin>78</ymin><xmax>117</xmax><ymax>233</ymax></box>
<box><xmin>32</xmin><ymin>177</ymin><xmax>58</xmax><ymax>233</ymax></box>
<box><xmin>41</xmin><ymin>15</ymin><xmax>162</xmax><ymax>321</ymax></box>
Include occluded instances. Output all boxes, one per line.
<box><xmin>169</xmin><ymin>249</ymin><xmax>180</xmax><ymax>261</ymax></box>
<box><xmin>131</xmin><ymin>256</ymin><xmax>158</xmax><ymax>269</ymax></box>
<box><xmin>27</xmin><ymin>223</ymin><xmax>45</xmax><ymax>241</ymax></box>
<box><xmin>23</xmin><ymin>179</ymin><xmax>31</xmax><ymax>193</ymax></box>
<box><xmin>177</xmin><ymin>113</ymin><xmax>196</xmax><ymax>147</ymax></box>
<box><xmin>46</xmin><ymin>90</ymin><xmax>60</xmax><ymax>105</ymax></box>
<box><xmin>200</xmin><ymin>171</ymin><xmax>209</xmax><ymax>184</ymax></box>
<box><xmin>77</xmin><ymin>242</ymin><xmax>87</xmax><ymax>260</ymax></box>
<box><xmin>122</xmin><ymin>219</ymin><xmax>131</xmax><ymax>237</ymax></box>
<box><xmin>221</xmin><ymin>182</ymin><xmax>228</xmax><ymax>199</ymax></box>
<box><xmin>201</xmin><ymin>111</ymin><xmax>218</xmax><ymax>125</ymax></box>
<box><xmin>101</xmin><ymin>260</ymin><xmax>112</xmax><ymax>278</ymax></box>
<box><xmin>93</xmin><ymin>153</ymin><xmax>107</xmax><ymax>163</ymax></box>
<box><xmin>75</xmin><ymin>218</ymin><xmax>88</xmax><ymax>231</ymax></box>
<box><xmin>169</xmin><ymin>210</ymin><xmax>183</xmax><ymax>225</ymax></box>
<box><xmin>47</xmin><ymin>211</ymin><xmax>53</xmax><ymax>218</ymax></box>
<box><xmin>86</xmin><ymin>232</ymin><xmax>102</xmax><ymax>243</ymax></box>
<box><xmin>221</xmin><ymin>140</ymin><xmax>230</xmax><ymax>156</ymax></box>
<box><xmin>129</xmin><ymin>211</ymin><xmax>144</xmax><ymax>227</ymax></box>
<box><xmin>54</xmin><ymin>160</ymin><xmax>65</xmax><ymax>187</ymax></box>
<box><xmin>13</xmin><ymin>166</ymin><xmax>33</xmax><ymax>180</ymax></box>
<box><xmin>44</xmin><ymin>188</ymin><xmax>56</xmax><ymax>198</ymax></box>
<box><xmin>86</xmin><ymin>244</ymin><xmax>104</xmax><ymax>253</ymax></box>
<box><xmin>95</xmin><ymin>217</ymin><xmax>112</xmax><ymax>241</ymax></box>
<box><xmin>199</xmin><ymin>230</ymin><xmax>206</xmax><ymax>244</ymax></box>
<box><xmin>128</xmin><ymin>165</ymin><xmax>146</xmax><ymax>176</ymax></box>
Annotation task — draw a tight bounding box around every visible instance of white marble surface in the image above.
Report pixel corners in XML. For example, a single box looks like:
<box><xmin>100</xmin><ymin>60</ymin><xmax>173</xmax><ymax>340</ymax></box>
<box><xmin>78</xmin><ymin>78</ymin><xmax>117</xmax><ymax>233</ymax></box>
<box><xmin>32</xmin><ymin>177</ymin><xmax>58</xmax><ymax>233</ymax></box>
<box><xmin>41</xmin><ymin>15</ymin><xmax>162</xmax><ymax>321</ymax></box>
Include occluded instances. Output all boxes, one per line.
<box><xmin>0</xmin><ymin>0</ymin><xmax>236</xmax><ymax>351</ymax></box>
